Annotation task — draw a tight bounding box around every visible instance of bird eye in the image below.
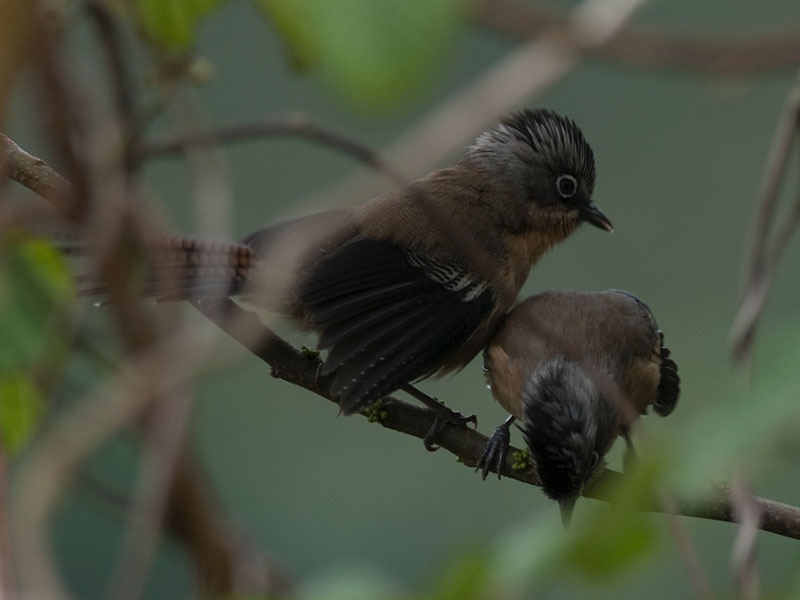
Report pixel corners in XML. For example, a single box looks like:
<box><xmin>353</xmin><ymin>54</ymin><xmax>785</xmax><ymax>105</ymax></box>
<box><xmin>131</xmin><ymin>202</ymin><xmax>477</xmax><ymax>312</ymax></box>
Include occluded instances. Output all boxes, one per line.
<box><xmin>556</xmin><ymin>174</ymin><xmax>578</xmax><ymax>199</ymax></box>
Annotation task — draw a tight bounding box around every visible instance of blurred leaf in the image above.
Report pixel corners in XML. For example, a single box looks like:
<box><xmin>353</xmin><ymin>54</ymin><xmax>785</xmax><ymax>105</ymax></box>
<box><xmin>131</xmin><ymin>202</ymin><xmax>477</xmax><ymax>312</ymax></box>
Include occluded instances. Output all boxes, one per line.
<box><xmin>0</xmin><ymin>373</ymin><xmax>43</xmax><ymax>455</ymax></box>
<box><xmin>668</xmin><ymin>316</ymin><xmax>800</xmax><ymax>494</ymax></box>
<box><xmin>423</xmin><ymin>548</ymin><xmax>488</xmax><ymax>600</ymax></box>
<box><xmin>255</xmin><ymin>0</ymin><xmax>318</xmax><ymax>70</ymax></box>
<box><xmin>297</xmin><ymin>565</ymin><xmax>404</xmax><ymax>600</ymax></box>
<box><xmin>253</xmin><ymin>0</ymin><xmax>462</xmax><ymax>108</ymax></box>
<box><xmin>135</xmin><ymin>0</ymin><xmax>227</xmax><ymax>51</ymax></box>
<box><xmin>559</xmin><ymin>455</ymin><xmax>664</xmax><ymax>581</ymax></box>
<box><xmin>0</xmin><ymin>233</ymin><xmax>73</xmax><ymax>375</ymax></box>
<box><xmin>483</xmin><ymin>511</ymin><xmax>565</xmax><ymax>597</ymax></box>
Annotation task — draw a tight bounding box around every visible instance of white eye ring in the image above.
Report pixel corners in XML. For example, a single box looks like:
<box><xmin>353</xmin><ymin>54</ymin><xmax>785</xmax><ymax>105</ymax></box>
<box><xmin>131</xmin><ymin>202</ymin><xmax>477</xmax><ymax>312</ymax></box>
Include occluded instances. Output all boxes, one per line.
<box><xmin>556</xmin><ymin>174</ymin><xmax>578</xmax><ymax>199</ymax></box>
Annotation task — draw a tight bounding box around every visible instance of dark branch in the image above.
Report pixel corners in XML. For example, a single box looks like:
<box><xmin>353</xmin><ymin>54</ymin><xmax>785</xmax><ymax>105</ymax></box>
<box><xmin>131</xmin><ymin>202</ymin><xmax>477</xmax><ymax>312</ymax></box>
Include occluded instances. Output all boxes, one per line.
<box><xmin>136</xmin><ymin>115</ymin><xmax>405</xmax><ymax>184</ymax></box>
<box><xmin>472</xmin><ymin>0</ymin><xmax>800</xmax><ymax>74</ymax></box>
<box><xmin>194</xmin><ymin>298</ymin><xmax>800</xmax><ymax>542</ymax></box>
<box><xmin>0</xmin><ymin>133</ymin><xmax>71</xmax><ymax>208</ymax></box>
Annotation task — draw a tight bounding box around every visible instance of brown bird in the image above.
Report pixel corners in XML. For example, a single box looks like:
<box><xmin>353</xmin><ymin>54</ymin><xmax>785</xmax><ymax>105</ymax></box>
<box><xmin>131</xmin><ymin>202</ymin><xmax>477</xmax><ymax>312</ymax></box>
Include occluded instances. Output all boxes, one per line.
<box><xmin>478</xmin><ymin>290</ymin><xmax>679</xmax><ymax>525</ymax></box>
<box><xmin>99</xmin><ymin>109</ymin><xmax>613</xmax><ymax>446</ymax></box>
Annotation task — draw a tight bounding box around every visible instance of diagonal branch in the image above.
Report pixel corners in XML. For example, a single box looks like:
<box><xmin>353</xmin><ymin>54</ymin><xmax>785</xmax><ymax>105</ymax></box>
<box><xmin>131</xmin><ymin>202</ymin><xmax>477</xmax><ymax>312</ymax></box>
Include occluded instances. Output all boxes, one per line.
<box><xmin>193</xmin><ymin>297</ymin><xmax>800</xmax><ymax>542</ymax></box>
<box><xmin>730</xmin><ymin>80</ymin><xmax>800</xmax><ymax>362</ymax></box>
<box><xmin>472</xmin><ymin>0</ymin><xmax>800</xmax><ymax>74</ymax></box>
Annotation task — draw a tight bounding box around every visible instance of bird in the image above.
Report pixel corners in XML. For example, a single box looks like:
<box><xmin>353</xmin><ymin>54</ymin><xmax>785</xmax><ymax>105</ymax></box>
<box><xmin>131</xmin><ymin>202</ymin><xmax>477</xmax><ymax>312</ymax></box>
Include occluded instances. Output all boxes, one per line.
<box><xmin>477</xmin><ymin>290</ymin><xmax>679</xmax><ymax>526</ymax></box>
<box><xmin>93</xmin><ymin>108</ymin><xmax>613</xmax><ymax>447</ymax></box>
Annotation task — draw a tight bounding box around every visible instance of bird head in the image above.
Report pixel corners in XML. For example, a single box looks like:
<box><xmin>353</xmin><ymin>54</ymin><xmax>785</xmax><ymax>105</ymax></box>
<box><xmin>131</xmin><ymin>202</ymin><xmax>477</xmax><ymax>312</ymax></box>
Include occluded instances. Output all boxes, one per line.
<box><xmin>466</xmin><ymin>108</ymin><xmax>612</xmax><ymax>238</ymax></box>
<box><xmin>520</xmin><ymin>359</ymin><xmax>607</xmax><ymax>528</ymax></box>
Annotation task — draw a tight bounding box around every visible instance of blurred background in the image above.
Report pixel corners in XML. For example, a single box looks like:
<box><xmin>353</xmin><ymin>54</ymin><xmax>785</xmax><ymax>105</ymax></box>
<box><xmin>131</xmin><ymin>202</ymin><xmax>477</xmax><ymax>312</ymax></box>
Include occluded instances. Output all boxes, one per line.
<box><xmin>3</xmin><ymin>0</ymin><xmax>800</xmax><ymax>598</ymax></box>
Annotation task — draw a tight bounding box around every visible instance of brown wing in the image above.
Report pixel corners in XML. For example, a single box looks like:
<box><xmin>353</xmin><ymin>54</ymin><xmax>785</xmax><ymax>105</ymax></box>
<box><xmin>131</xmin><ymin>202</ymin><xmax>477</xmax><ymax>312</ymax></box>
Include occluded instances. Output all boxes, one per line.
<box><xmin>608</xmin><ymin>290</ymin><xmax>679</xmax><ymax>417</ymax></box>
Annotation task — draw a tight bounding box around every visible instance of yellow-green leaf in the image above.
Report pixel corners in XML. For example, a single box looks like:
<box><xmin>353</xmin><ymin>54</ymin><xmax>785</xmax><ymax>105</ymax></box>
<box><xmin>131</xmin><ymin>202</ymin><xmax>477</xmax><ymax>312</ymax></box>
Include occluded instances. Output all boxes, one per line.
<box><xmin>0</xmin><ymin>373</ymin><xmax>44</xmax><ymax>455</ymax></box>
<box><xmin>135</xmin><ymin>0</ymin><xmax>226</xmax><ymax>51</ymax></box>
<box><xmin>254</xmin><ymin>0</ymin><xmax>463</xmax><ymax>108</ymax></box>
<box><xmin>0</xmin><ymin>233</ymin><xmax>73</xmax><ymax>375</ymax></box>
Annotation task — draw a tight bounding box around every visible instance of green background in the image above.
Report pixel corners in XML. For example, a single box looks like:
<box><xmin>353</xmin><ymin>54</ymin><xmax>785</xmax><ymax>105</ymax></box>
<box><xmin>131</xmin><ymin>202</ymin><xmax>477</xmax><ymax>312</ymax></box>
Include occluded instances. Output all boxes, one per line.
<box><xmin>7</xmin><ymin>0</ymin><xmax>800</xmax><ymax>597</ymax></box>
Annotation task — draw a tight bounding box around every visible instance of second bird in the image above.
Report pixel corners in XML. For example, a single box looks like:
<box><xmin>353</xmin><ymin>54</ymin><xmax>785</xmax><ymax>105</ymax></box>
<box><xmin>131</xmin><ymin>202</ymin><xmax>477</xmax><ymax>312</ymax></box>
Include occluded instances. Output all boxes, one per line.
<box><xmin>479</xmin><ymin>290</ymin><xmax>680</xmax><ymax>526</ymax></box>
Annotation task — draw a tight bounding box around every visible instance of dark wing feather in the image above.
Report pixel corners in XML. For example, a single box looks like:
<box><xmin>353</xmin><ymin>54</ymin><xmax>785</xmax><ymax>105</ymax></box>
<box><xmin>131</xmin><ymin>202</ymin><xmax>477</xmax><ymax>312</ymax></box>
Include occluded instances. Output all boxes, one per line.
<box><xmin>299</xmin><ymin>237</ymin><xmax>495</xmax><ymax>413</ymax></box>
<box><xmin>654</xmin><ymin>336</ymin><xmax>680</xmax><ymax>416</ymax></box>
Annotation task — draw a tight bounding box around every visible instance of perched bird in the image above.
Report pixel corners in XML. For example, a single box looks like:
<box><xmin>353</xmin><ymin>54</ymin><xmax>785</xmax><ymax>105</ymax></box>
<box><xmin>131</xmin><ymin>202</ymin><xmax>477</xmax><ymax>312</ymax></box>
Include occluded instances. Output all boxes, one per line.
<box><xmin>100</xmin><ymin>109</ymin><xmax>612</xmax><ymax>445</ymax></box>
<box><xmin>478</xmin><ymin>290</ymin><xmax>679</xmax><ymax>526</ymax></box>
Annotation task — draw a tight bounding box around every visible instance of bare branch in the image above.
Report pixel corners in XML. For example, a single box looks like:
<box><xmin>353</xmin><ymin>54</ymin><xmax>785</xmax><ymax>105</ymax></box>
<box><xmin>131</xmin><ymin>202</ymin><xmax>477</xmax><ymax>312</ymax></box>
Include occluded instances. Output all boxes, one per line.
<box><xmin>730</xmin><ymin>80</ymin><xmax>800</xmax><ymax>362</ymax></box>
<box><xmin>194</xmin><ymin>297</ymin><xmax>800</xmax><ymax>542</ymax></box>
<box><xmin>0</xmin><ymin>452</ymin><xmax>9</xmax><ymax>600</ymax></box>
<box><xmin>472</xmin><ymin>0</ymin><xmax>800</xmax><ymax>74</ymax></box>
<box><xmin>730</xmin><ymin>472</ymin><xmax>761</xmax><ymax>600</ymax></box>
<box><xmin>0</xmin><ymin>133</ymin><xmax>71</xmax><ymax>208</ymax></box>
<box><xmin>137</xmin><ymin>113</ymin><xmax>407</xmax><ymax>186</ymax></box>
<box><xmin>661</xmin><ymin>493</ymin><xmax>716</xmax><ymax>600</ymax></box>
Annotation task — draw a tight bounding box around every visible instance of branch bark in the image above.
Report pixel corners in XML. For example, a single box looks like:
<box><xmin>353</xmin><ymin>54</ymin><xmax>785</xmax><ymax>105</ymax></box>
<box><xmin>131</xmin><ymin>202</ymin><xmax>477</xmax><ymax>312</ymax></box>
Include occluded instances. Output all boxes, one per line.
<box><xmin>193</xmin><ymin>298</ymin><xmax>800</xmax><ymax>542</ymax></box>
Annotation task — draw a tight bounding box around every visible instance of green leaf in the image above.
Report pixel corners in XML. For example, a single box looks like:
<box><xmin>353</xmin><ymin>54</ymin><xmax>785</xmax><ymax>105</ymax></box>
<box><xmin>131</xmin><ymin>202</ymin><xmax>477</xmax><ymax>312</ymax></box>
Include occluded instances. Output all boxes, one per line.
<box><xmin>255</xmin><ymin>0</ymin><xmax>319</xmax><ymax>70</ymax></box>
<box><xmin>423</xmin><ymin>548</ymin><xmax>489</xmax><ymax>600</ymax></box>
<box><xmin>0</xmin><ymin>233</ymin><xmax>73</xmax><ymax>375</ymax></box>
<box><xmin>0</xmin><ymin>373</ymin><xmax>44</xmax><ymax>455</ymax></box>
<box><xmin>135</xmin><ymin>0</ymin><xmax>227</xmax><ymax>51</ymax></box>
<box><xmin>254</xmin><ymin>0</ymin><xmax>463</xmax><ymax>108</ymax></box>
<box><xmin>296</xmin><ymin>565</ymin><xmax>403</xmax><ymax>600</ymax></box>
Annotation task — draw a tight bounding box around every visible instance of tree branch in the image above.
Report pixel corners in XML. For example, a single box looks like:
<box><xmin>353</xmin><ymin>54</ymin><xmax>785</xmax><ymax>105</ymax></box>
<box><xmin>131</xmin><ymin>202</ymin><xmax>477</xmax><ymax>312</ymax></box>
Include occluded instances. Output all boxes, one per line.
<box><xmin>136</xmin><ymin>114</ymin><xmax>406</xmax><ymax>186</ymax></box>
<box><xmin>472</xmin><ymin>0</ymin><xmax>800</xmax><ymax>74</ymax></box>
<box><xmin>0</xmin><ymin>133</ymin><xmax>71</xmax><ymax>208</ymax></box>
<box><xmin>193</xmin><ymin>298</ymin><xmax>800</xmax><ymax>542</ymax></box>
<box><xmin>730</xmin><ymin>80</ymin><xmax>800</xmax><ymax>362</ymax></box>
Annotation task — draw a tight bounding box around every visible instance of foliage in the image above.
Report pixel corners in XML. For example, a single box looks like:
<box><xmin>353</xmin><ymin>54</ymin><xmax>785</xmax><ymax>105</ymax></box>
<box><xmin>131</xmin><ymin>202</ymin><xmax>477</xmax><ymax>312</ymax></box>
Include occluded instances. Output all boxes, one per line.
<box><xmin>0</xmin><ymin>233</ymin><xmax>73</xmax><ymax>454</ymax></box>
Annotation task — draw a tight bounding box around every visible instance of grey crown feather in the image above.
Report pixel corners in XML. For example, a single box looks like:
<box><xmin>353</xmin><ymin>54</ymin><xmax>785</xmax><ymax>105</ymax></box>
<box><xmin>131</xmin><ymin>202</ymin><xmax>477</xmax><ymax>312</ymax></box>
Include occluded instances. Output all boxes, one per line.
<box><xmin>468</xmin><ymin>108</ymin><xmax>596</xmax><ymax>193</ymax></box>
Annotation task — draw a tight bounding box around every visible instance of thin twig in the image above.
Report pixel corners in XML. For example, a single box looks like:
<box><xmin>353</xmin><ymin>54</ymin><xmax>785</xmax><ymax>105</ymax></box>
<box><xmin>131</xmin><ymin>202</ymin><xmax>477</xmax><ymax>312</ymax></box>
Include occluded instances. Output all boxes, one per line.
<box><xmin>85</xmin><ymin>0</ymin><xmax>138</xmax><ymax>176</ymax></box>
<box><xmin>472</xmin><ymin>0</ymin><xmax>800</xmax><ymax>74</ymax></box>
<box><xmin>137</xmin><ymin>114</ymin><xmax>406</xmax><ymax>186</ymax></box>
<box><xmin>730</xmin><ymin>80</ymin><xmax>800</xmax><ymax>362</ymax></box>
<box><xmin>0</xmin><ymin>451</ymin><xmax>8</xmax><ymax>600</ymax></box>
<box><xmin>661</xmin><ymin>493</ymin><xmax>716</xmax><ymax>600</ymax></box>
<box><xmin>730</xmin><ymin>471</ymin><xmax>761</xmax><ymax>600</ymax></box>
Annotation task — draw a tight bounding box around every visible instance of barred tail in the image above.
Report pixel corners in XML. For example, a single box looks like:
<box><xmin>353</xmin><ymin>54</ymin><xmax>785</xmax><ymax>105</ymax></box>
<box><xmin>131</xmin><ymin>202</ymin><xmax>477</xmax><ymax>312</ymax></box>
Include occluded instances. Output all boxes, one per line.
<box><xmin>77</xmin><ymin>236</ymin><xmax>258</xmax><ymax>302</ymax></box>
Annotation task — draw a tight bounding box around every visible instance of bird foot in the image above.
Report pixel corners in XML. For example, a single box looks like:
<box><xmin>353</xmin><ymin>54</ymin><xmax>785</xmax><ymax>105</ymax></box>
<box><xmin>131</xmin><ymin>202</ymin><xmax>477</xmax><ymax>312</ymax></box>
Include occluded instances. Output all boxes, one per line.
<box><xmin>476</xmin><ymin>418</ymin><xmax>512</xmax><ymax>479</ymax></box>
<box><xmin>423</xmin><ymin>405</ymin><xmax>477</xmax><ymax>452</ymax></box>
<box><xmin>399</xmin><ymin>384</ymin><xmax>477</xmax><ymax>451</ymax></box>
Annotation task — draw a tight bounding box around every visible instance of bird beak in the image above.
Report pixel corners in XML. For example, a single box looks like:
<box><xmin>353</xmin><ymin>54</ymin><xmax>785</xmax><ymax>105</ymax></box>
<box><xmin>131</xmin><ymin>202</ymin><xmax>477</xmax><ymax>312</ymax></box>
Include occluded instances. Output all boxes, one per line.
<box><xmin>581</xmin><ymin>202</ymin><xmax>613</xmax><ymax>233</ymax></box>
<box><xmin>559</xmin><ymin>496</ymin><xmax>578</xmax><ymax>529</ymax></box>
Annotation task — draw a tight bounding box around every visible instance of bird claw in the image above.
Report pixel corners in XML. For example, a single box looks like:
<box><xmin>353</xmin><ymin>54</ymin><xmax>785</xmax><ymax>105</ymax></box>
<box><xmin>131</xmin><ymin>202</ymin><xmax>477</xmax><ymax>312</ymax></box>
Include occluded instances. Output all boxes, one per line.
<box><xmin>476</xmin><ymin>421</ymin><xmax>511</xmax><ymax>479</ymax></box>
<box><xmin>423</xmin><ymin>408</ymin><xmax>478</xmax><ymax>452</ymax></box>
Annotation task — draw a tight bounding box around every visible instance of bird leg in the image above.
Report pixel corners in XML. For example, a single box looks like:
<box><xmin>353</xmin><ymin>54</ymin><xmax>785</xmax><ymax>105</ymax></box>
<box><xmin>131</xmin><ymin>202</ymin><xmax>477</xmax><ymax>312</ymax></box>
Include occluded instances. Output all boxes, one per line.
<box><xmin>476</xmin><ymin>415</ymin><xmax>515</xmax><ymax>479</ymax></box>
<box><xmin>622</xmin><ymin>428</ymin><xmax>638</xmax><ymax>472</ymax></box>
<box><xmin>399</xmin><ymin>384</ymin><xmax>478</xmax><ymax>451</ymax></box>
